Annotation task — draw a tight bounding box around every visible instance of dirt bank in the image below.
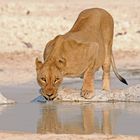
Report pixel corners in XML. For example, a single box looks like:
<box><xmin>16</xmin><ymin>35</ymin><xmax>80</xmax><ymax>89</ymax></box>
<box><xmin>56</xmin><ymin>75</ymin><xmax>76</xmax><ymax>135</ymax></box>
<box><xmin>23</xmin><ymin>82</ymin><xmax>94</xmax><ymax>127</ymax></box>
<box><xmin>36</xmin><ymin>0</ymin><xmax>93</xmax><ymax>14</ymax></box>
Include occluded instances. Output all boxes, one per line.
<box><xmin>0</xmin><ymin>132</ymin><xmax>139</xmax><ymax>140</ymax></box>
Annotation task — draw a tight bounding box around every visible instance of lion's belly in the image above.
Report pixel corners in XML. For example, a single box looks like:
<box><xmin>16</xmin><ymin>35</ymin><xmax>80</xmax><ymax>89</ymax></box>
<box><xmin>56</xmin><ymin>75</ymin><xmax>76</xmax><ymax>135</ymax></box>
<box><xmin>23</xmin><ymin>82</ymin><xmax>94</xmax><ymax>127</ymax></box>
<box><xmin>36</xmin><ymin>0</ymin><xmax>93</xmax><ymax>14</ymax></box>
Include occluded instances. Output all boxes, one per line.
<box><xmin>63</xmin><ymin>45</ymin><xmax>105</xmax><ymax>77</ymax></box>
<box><xmin>63</xmin><ymin>55</ymin><xmax>94</xmax><ymax>77</ymax></box>
<box><xmin>63</xmin><ymin>60</ymin><xmax>90</xmax><ymax>77</ymax></box>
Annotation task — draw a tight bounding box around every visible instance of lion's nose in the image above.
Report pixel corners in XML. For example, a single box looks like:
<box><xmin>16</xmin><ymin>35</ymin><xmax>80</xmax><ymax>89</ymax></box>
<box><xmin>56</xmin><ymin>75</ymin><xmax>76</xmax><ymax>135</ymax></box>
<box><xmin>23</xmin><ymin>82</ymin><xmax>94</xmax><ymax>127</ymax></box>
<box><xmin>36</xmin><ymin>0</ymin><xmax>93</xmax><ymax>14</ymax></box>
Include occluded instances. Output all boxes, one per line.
<box><xmin>44</xmin><ymin>93</ymin><xmax>56</xmax><ymax>101</ymax></box>
<box><xmin>47</xmin><ymin>93</ymin><xmax>53</xmax><ymax>96</ymax></box>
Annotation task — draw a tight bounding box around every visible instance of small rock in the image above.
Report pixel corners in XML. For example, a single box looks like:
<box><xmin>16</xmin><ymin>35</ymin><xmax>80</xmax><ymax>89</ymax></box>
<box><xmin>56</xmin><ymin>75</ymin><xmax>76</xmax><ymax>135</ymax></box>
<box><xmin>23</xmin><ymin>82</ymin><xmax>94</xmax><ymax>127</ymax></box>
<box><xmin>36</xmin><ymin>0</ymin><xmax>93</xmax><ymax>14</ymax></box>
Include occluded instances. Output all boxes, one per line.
<box><xmin>63</xmin><ymin>17</ymin><xmax>66</xmax><ymax>20</ymax></box>
<box><xmin>22</xmin><ymin>41</ymin><xmax>33</xmax><ymax>48</ymax></box>
<box><xmin>31</xmin><ymin>95</ymin><xmax>47</xmax><ymax>103</ymax></box>
<box><xmin>0</xmin><ymin>69</ymin><xmax>3</xmax><ymax>72</ymax></box>
<box><xmin>0</xmin><ymin>92</ymin><xmax>15</xmax><ymax>105</ymax></box>
<box><xmin>115</xmin><ymin>31</ymin><xmax>127</xmax><ymax>37</ymax></box>
<box><xmin>136</xmin><ymin>30</ymin><xmax>140</xmax><ymax>34</ymax></box>
<box><xmin>26</xmin><ymin>10</ymin><xmax>30</xmax><ymax>15</ymax></box>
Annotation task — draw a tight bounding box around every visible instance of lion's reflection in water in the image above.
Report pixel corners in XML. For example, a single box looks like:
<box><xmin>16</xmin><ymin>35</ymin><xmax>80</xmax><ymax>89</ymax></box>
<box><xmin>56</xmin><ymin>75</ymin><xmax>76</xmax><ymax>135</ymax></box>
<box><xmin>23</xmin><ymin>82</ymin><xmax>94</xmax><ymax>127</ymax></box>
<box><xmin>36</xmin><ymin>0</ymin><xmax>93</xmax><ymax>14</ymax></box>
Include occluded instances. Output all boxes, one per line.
<box><xmin>37</xmin><ymin>103</ymin><xmax>113</xmax><ymax>134</ymax></box>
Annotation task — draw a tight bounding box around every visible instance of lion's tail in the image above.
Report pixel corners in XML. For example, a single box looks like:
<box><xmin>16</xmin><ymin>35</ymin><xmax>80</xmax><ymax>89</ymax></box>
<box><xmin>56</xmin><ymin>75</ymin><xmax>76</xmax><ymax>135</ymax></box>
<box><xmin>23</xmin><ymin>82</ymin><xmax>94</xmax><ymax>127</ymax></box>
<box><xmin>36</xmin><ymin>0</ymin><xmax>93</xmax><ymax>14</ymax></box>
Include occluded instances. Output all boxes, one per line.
<box><xmin>111</xmin><ymin>53</ymin><xmax>128</xmax><ymax>85</ymax></box>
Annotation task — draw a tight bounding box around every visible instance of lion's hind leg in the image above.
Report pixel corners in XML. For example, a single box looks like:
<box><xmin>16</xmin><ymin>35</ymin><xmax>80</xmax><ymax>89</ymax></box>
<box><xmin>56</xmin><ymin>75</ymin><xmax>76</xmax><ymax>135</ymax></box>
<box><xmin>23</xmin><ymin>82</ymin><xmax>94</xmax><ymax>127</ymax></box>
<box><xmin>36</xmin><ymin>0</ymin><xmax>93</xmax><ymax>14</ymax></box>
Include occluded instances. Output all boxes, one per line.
<box><xmin>102</xmin><ymin>43</ymin><xmax>112</xmax><ymax>91</ymax></box>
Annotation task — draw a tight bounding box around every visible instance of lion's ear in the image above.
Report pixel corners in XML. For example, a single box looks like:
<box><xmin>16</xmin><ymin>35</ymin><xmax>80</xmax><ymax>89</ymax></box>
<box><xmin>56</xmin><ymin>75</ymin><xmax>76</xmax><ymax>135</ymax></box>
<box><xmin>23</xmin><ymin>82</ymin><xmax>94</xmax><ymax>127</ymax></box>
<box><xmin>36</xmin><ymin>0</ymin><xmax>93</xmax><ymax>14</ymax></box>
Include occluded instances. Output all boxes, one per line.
<box><xmin>35</xmin><ymin>58</ymin><xmax>43</xmax><ymax>70</ymax></box>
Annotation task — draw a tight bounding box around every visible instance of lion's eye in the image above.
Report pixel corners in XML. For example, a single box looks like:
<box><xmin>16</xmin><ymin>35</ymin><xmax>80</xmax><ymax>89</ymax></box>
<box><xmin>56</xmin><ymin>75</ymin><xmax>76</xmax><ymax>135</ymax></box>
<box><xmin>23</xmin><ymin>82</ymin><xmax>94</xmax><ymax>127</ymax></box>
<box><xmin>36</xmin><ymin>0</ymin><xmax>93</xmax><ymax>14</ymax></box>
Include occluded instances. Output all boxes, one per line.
<box><xmin>40</xmin><ymin>77</ymin><xmax>46</xmax><ymax>83</ymax></box>
<box><xmin>54</xmin><ymin>78</ymin><xmax>60</xmax><ymax>84</ymax></box>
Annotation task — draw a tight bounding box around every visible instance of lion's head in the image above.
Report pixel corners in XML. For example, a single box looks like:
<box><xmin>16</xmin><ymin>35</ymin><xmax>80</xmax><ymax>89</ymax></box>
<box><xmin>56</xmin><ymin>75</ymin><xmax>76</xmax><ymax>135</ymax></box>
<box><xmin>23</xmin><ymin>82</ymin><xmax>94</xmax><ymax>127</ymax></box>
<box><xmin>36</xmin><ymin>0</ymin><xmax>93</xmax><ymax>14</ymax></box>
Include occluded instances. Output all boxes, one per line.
<box><xmin>35</xmin><ymin>57</ymin><xmax>66</xmax><ymax>100</ymax></box>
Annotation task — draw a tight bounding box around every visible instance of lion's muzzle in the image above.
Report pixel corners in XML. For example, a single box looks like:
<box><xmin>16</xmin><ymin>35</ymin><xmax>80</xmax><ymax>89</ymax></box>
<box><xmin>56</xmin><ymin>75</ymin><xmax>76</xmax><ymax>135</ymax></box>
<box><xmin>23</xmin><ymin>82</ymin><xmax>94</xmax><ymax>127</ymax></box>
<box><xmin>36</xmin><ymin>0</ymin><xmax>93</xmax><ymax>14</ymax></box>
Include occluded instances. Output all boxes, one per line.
<box><xmin>40</xmin><ymin>88</ymin><xmax>57</xmax><ymax>100</ymax></box>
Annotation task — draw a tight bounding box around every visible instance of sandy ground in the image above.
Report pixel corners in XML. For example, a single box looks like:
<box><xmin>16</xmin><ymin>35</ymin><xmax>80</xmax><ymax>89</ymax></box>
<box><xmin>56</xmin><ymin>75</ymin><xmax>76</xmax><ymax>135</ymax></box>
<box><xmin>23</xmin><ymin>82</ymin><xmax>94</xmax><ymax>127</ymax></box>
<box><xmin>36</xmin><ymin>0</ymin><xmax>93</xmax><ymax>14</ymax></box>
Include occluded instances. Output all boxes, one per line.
<box><xmin>0</xmin><ymin>0</ymin><xmax>140</xmax><ymax>139</ymax></box>
<box><xmin>0</xmin><ymin>132</ymin><xmax>140</xmax><ymax>140</ymax></box>
<box><xmin>0</xmin><ymin>0</ymin><xmax>140</xmax><ymax>85</ymax></box>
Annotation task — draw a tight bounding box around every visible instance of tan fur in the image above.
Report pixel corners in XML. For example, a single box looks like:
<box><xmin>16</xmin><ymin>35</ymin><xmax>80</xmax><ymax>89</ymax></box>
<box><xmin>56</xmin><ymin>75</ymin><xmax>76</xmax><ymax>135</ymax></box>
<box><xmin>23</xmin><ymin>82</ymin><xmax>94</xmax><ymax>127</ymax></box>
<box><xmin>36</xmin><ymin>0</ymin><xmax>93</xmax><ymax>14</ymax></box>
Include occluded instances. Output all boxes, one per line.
<box><xmin>36</xmin><ymin>8</ymin><xmax>124</xmax><ymax>100</ymax></box>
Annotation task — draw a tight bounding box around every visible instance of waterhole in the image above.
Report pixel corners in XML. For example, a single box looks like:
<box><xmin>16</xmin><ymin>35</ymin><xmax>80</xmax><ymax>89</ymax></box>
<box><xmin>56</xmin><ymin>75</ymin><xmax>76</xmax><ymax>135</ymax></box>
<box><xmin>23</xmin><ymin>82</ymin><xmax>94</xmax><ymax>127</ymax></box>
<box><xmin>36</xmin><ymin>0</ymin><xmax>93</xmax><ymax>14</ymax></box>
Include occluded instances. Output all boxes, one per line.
<box><xmin>0</xmin><ymin>77</ymin><xmax>140</xmax><ymax>135</ymax></box>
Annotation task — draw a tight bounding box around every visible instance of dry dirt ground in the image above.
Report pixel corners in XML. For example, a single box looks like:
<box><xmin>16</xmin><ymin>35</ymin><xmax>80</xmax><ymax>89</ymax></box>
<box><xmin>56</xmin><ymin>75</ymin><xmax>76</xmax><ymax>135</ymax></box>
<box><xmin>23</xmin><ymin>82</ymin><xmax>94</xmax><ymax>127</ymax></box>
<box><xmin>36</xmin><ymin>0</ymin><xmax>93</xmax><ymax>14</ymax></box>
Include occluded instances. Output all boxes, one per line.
<box><xmin>0</xmin><ymin>132</ymin><xmax>139</xmax><ymax>140</ymax></box>
<box><xmin>0</xmin><ymin>0</ymin><xmax>140</xmax><ymax>139</ymax></box>
<box><xmin>0</xmin><ymin>0</ymin><xmax>140</xmax><ymax>85</ymax></box>
<box><xmin>0</xmin><ymin>0</ymin><xmax>140</xmax><ymax>52</ymax></box>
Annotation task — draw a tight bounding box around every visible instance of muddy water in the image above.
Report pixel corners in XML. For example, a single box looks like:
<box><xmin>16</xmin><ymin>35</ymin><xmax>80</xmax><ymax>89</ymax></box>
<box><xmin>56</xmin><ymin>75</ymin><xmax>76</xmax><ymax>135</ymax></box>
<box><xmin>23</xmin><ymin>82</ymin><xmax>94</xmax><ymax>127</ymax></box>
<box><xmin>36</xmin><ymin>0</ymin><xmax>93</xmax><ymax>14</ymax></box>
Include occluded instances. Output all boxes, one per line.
<box><xmin>0</xmin><ymin>101</ymin><xmax>140</xmax><ymax>135</ymax></box>
<box><xmin>0</xmin><ymin>76</ymin><xmax>140</xmax><ymax>135</ymax></box>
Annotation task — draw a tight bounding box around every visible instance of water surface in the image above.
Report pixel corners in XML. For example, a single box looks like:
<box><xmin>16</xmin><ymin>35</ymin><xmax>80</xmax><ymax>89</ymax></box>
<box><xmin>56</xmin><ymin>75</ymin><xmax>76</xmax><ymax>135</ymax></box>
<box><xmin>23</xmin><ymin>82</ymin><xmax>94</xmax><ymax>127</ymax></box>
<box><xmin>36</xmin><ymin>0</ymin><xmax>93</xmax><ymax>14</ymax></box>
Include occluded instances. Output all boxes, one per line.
<box><xmin>0</xmin><ymin>77</ymin><xmax>140</xmax><ymax>135</ymax></box>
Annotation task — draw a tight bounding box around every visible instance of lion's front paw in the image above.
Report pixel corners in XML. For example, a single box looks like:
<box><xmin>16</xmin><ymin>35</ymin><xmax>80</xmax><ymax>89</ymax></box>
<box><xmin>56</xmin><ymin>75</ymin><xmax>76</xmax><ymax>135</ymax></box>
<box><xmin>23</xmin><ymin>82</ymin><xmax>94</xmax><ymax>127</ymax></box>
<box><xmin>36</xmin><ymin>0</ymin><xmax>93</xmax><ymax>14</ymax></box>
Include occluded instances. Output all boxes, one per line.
<box><xmin>81</xmin><ymin>90</ymin><xmax>94</xmax><ymax>99</ymax></box>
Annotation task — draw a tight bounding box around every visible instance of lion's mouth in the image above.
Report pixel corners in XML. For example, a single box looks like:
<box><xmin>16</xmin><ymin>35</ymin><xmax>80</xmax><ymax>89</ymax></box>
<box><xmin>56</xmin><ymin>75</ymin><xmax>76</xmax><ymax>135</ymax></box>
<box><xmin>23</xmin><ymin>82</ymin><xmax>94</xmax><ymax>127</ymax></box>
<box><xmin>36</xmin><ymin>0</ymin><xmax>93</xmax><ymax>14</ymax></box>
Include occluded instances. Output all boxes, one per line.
<box><xmin>44</xmin><ymin>95</ymin><xmax>56</xmax><ymax>101</ymax></box>
<box><xmin>40</xmin><ymin>89</ymin><xmax>57</xmax><ymax>101</ymax></box>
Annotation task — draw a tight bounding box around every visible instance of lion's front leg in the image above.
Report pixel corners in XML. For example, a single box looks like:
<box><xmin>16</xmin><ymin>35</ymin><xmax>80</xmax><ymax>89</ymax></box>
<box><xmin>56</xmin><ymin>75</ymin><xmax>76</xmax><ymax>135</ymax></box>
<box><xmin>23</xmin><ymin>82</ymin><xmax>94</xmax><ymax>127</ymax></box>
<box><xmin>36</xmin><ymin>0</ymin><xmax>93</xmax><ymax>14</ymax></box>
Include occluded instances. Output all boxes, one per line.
<box><xmin>81</xmin><ymin>68</ymin><xmax>95</xmax><ymax>99</ymax></box>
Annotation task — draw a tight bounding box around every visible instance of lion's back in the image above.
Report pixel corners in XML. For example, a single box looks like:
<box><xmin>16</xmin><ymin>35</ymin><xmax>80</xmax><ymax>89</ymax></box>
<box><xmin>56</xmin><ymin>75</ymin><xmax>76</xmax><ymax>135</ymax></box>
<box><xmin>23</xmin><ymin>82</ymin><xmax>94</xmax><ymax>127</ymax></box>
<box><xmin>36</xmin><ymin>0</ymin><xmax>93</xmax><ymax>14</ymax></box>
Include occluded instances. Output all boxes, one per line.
<box><xmin>69</xmin><ymin>8</ymin><xmax>113</xmax><ymax>33</ymax></box>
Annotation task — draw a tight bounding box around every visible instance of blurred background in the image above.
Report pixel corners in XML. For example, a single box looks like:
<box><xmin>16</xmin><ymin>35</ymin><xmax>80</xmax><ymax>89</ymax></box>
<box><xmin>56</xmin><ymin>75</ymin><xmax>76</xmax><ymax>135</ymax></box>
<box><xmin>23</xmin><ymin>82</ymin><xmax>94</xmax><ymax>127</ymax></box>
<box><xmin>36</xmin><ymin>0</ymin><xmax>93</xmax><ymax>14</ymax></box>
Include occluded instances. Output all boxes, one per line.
<box><xmin>0</xmin><ymin>0</ymin><xmax>140</xmax><ymax>85</ymax></box>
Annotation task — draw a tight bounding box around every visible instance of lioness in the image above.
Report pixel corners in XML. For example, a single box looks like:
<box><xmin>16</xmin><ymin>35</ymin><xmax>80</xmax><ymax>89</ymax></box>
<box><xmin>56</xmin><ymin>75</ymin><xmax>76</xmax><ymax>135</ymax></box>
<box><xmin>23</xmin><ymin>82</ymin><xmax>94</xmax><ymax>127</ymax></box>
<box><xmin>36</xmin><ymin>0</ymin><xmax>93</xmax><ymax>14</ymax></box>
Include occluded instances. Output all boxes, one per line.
<box><xmin>36</xmin><ymin>8</ymin><xmax>128</xmax><ymax>100</ymax></box>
